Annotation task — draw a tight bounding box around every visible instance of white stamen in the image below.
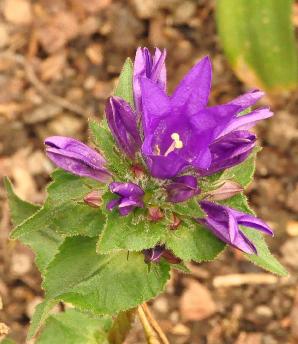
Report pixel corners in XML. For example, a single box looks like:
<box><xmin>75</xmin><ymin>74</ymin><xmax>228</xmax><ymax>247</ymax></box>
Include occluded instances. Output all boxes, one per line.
<box><xmin>164</xmin><ymin>133</ymin><xmax>183</xmax><ymax>156</ymax></box>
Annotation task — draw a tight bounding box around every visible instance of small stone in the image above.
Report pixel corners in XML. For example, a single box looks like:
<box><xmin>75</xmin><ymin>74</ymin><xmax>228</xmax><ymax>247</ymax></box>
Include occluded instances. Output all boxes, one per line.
<box><xmin>286</xmin><ymin>185</ymin><xmax>298</xmax><ymax>213</ymax></box>
<box><xmin>3</xmin><ymin>0</ymin><xmax>32</xmax><ymax>25</ymax></box>
<box><xmin>281</xmin><ymin>238</ymin><xmax>298</xmax><ymax>269</ymax></box>
<box><xmin>86</xmin><ymin>43</ymin><xmax>104</xmax><ymax>65</ymax></box>
<box><xmin>253</xmin><ymin>305</ymin><xmax>273</xmax><ymax>324</ymax></box>
<box><xmin>131</xmin><ymin>0</ymin><xmax>159</xmax><ymax>19</ymax></box>
<box><xmin>180</xmin><ymin>280</ymin><xmax>216</xmax><ymax>321</ymax></box>
<box><xmin>11</xmin><ymin>253</ymin><xmax>32</xmax><ymax>276</ymax></box>
<box><xmin>286</xmin><ymin>221</ymin><xmax>298</xmax><ymax>237</ymax></box>
<box><xmin>173</xmin><ymin>1</ymin><xmax>197</xmax><ymax>24</ymax></box>
<box><xmin>171</xmin><ymin>323</ymin><xmax>190</xmax><ymax>336</ymax></box>
<box><xmin>153</xmin><ymin>296</ymin><xmax>169</xmax><ymax>313</ymax></box>
<box><xmin>0</xmin><ymin>24</ymin><xmax>9</xmax><ymax>48</ymax></box>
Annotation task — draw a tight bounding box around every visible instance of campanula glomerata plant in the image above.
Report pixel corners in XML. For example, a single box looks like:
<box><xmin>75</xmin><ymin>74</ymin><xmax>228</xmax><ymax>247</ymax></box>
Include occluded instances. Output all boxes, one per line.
<box><xmin>5</xmin><ymin>48</ymin><xmax>287</xmax><ymax>343</ymax></box>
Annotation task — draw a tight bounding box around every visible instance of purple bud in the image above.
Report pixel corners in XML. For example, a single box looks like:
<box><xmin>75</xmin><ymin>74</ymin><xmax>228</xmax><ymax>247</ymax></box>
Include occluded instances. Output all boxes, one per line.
<box><xmin>84</xmin><ymin>190</ymin><xmax>103</xmax><ymax>208</ymax></box>
<box><xmin>143</xmin><ymin>245</ymin><xmax>165</xmax><ymax>263</ymax></box>
<box><xmin>107</xmin><ymin>182</ymin><xmax>144</xmax><ymax>216</ymax></box>
<box><xmin>133</xmin><ymin>47</ymin><xmax>167</xmax><ymax>114</ymax></box>
<box><xmin>105</xmin><ymin>97</ymin><xmax>142</xmax><ymax>160</ymax></box>
<box><xmin>207</xmin><ymin>181</ymin><xmax>243</xmax><ymax>201</ymax></box>
<box><xmin>44</xmin><ymin>136</ymin><xmax>112</xmax><ymax>183</ymax></box>
<box><xmin>166</xmin><ymin>175</ymin><xmax>200</xmax><ymax>203</ymax></box>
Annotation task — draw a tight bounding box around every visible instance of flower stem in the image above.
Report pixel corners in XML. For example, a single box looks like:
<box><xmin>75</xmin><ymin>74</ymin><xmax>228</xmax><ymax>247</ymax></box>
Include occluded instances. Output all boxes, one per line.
<box><xmin>137</xmin><ymin>303</ymin><xmax>169</xmax><ymax>344</ymax></box>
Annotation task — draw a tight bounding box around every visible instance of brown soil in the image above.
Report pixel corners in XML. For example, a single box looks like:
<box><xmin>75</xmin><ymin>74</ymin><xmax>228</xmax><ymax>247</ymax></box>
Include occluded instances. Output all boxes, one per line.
<box><xmin>0</xmin><ymin>1</ymin><xmax>297</xmax><ymax>343</ymax></box>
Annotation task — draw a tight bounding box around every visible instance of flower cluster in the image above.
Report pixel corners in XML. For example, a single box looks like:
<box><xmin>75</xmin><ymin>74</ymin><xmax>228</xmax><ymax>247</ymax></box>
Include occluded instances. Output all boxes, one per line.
<box><xmin>45</xmin><ymin>47</ymin><xmax>274</xmax><ymax>260</ymax></box>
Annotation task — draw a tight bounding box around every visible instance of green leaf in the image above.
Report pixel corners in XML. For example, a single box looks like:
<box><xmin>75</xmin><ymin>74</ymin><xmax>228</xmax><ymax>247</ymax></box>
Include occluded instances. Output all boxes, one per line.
<box><xmin>43</xmin><ymin>236</ymin><xmax>170</xmax><ymax>315</ymax></box>
<box><xmin>90</xmin><ymin>120</ymin><xmax>132</xmax><ymax>180</ymax></box>
<box><xmin>11</xmin><ymin>171</ymin><xmax>105</xmax><ymax>239</ymax></box>
<box><xmin>36</xmin><ymin>309</ymin><xmax>112</xmax><ymax>344</ymax></box>
<box><xmin>107</xmin><ymin>310</ymin><xmax>135</xmax><ymax>344</ymax></box>
<box><xmin>4</xmin><ymin>177</ymin><xmax>39</xmax><ymax>226</ymax></box>
<box><xmin>216</xmin><ymin>0</ymin><xmax>298</xmax><ymax>91</ymax></box>
<box><xmin>97</xmin><ymin>208</ymin><xmax>165</xmax><ymax>254</ymax></box>
<box><xmin>171</xmin><ymin>198</ymin><xmax>204</xmax><ymax>218</ymax></box>
<box><xmin>114</xmin><ymin>58</ymin><xmax>135</xmax><ymax>108</ymax></box>
<box><xmin>166</xmin><ymin>222</ymin><xmax>226</xmax><ymax>262</ymax></box>
<box><xmin>28</xmin><ymin>299</ymin><xmax>58</xmax><ymax>339</ymax></box>
<box><xmin>4</xmin><ymin>177</ymin><xmax>63</xmax><ymax>274</ymax></box>
<box><xmin>222</xmin><ymin>193</ymin><xmax>287</xmax><ymax>276</ymax></box>
<box><xmin>243</xmin><ymin>229</ymin><xmax>288</xmax><ymax>276</ymax></box>
<box><xmin>1</xmin><ymin>339</ymin><xmax>16</xmax><ymax>344</ymax></box>
<box><xmin>220</xmin><ymin>149</ymin><xmax>258</xmax><ymax>188</ymax></box>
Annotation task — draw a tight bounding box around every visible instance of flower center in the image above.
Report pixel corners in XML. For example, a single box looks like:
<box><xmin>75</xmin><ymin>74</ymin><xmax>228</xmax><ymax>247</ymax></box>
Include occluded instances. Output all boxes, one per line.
<box><xmin>154</xmin><ymin>133</ymin><xmax>183</xmax><ymax>157</ymax></box>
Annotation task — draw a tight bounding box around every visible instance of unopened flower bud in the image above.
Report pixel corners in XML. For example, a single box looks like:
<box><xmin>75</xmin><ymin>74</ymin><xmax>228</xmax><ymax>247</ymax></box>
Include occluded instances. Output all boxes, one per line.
<box><xmin>162</xmin><ymin>249</ymin><xmax>182</xmax><ymax>264</ymax></box>
<box><xmin>207</xmin><ymin>181</ymin><xmax>243</xmax><ymax>201</ymax></box>
<box><xmin>84</xmin><ymin>190</ymin><xmax>103</xmax><ymax>208</ymax></box>
<box><xmin>170</xmin><ymin>213</ymin><xmax>181</xmax><ymax>230</ymax></box>
<box><xmin>131</xmin><ymin>164</ymin><xmax>146</xmax><ymax>178</ymax></box>
<box><xmin>148</xmin><ymin>207</ymin><xmax>163</xmax><ymax>222</ymax></box>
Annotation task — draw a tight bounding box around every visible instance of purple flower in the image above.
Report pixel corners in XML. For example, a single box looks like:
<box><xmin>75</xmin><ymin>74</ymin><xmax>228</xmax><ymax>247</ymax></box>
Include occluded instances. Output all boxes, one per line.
<box><xmin>107</xmin><ymin>182</ymin><xmax>144</xmax><ymax>216</ymax></box>
<box><xmin>201</xmin><ymin>131</ymin><xmax>256</xmax><ymax>176</ymax></box>
<box><xmin>166</xmin><ymin>175</ymin><xmax>200</xmax><ymax>203</ymax></box>
<box><xmin>105</xmin><ymin>96</ymin><xmax>142</xmax><ymax>160</ymax></box>
<box><xmin>140</xmin><ymin>56</ymin><xmax>241</xmax><ymax>179</ymax></box>
<box><xmin>133</xmin><ymin>47</ymin><xmax>167</xmax><ymax>114</ymax></box>
<box><xmin>199</xmin><ymin>201</ymin><xmax>273</xmax><ymax>254</ymax></box>
<box><xmin>44</xmin><ymin>136</ymin><xmax>112</xmax><ymax>183</ymax></box>
<box><xmin>198</xmin><ymin>92</ymin><xmax>273</xmax><ymax>175</ymax></box>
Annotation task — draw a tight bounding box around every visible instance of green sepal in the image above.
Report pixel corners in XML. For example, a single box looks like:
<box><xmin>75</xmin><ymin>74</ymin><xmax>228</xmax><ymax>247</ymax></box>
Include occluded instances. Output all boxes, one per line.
<box><xmin>114</xmin><ymin>57</ymin><xmax>135</xmax><ymax>108</ymax></box>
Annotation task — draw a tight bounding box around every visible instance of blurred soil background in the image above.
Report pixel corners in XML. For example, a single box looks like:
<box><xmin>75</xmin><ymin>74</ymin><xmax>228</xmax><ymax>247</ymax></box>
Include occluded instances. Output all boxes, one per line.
<box><xmin>0</xmin><ymin>0</ymin><xmax>297</xmax><ymax>343</ymax></box>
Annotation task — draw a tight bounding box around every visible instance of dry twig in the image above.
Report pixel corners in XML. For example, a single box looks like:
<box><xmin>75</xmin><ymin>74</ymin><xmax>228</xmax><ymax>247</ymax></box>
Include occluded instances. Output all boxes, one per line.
<box><xmin>213</xmin><ymin>273</ymin><xmax>278</xmax><ymax>288</ymax></box>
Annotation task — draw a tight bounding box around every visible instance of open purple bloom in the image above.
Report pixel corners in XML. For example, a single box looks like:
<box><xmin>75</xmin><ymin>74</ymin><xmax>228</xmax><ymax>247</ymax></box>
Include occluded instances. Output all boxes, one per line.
<box><xmin>44</xmin><ymin>136</ymin><xmax>112</xmax><ymax>183</ymax></box>
<box><xmin>105</xmin><ymin>96</ymin><xmax>142</xmax><ymax>159</ymax></box>
<box><xmin>133</xmin><ymin>47</ymin><xmax>167</xmax><ymax>114</ymax></box>
<box><xmin>166</xmin><ymin>175</ymin><xmax>200</xmax><ymax>203</ymax></box>
<box><xmin>197</xmin><ymin>92</ymin><xmax>273</xmax><ymax>175</ymax></box>
<box><xmin>199</xmin><ymin>201</ymin><xmax>273</xmax><ymax>254</ymax></box>
<box><xmin>107</xmin><ymin>182</ymin><xmax>144</xmax><ymax>216</ymax></box>
<box><xmin>140</xmin><ymin>56</ymin><xmax>241</xmax><ymax>179</ymax></box>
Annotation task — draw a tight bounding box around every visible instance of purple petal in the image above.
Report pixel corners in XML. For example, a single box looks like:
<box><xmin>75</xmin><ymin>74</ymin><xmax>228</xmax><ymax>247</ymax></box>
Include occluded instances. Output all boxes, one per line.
<box><xmin>229</xmin><ymin>209</ymin><xmax>274</xmax><ymax>236</ymax></box>
<box><xmin>171</xmin><ymin>56</ymin><xmax>212</xmax><ymax>115</ymax></box>
<box><xmin>199</xmin><ymin>201</ymin><xmax>264</xmax><ymax>254</ymax></box>
<box><xmin>109</xmin><ymin>182</ymin><xmax>144</xmax><ymax>198</ymax></box>
<box><xmin>166</xmin><ymin>175</ymin><xmax>200</xmax><ymax>203</ymax></box>
<box><xmin>140</xmin><ymin>78</ymin><xmax>171</xmax><ymax>134</ymax></box>
<box><xmin>107</xmin><ymin>198</ymin><xmax>121</xmax><ymax>211</ymax></box>
<box><xmin>105</xmin><ymin>97</ymin><xmax>141</xmax><ymax>159</ymax></box>
<box><xmin>190</xmin><ymin>104</ymin><xmax>241</xmax><ymax>142</ymax></box>
<box><xmin>228</xmin><ymin>89</ymin><xmax>264</xmax><ymax>112</ymax></box>
<box><xmin>152</xmin><ymin>48</ymin><xmax>167</xmax><ymax>88</ymax></box>
<box><xmin>219</xmin><ymin>107</ymin><xmax>273</xmax><ymax>137</ymax></box>
<box><xmin>143</xmin><ymin>245</ymin><xmax>165</xmax><ymax>263</ymax></box>
<box><xmin>45</xmin><ymin>136</ymin><xmax>111</xmax><ymax>183</ymax></box>
<box><xmin>134</xmin><ymin>47</ymin><xmax>167</xmax><ymax>114</ymax></box>
<box><xmin>200</xmin><ymin>131</ymin><xmax>256</xmax><ymax>176</ymax></box>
